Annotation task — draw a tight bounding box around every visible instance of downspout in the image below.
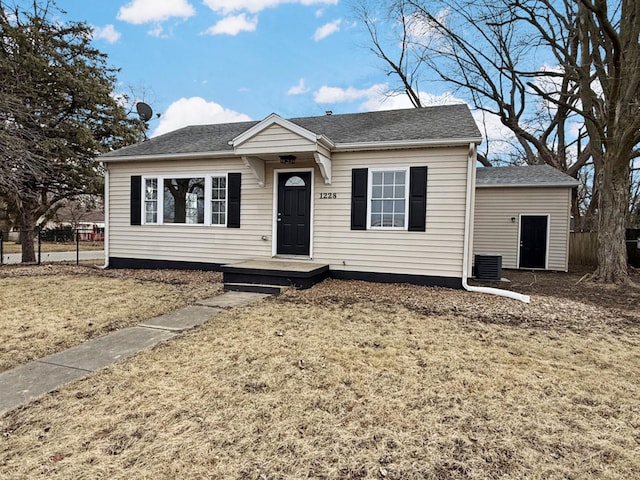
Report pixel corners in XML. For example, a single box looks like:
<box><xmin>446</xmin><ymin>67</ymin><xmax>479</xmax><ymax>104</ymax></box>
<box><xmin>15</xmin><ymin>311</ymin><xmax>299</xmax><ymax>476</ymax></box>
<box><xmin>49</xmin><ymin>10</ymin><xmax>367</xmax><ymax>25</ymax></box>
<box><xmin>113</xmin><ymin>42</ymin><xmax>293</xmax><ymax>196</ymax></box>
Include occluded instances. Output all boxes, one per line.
<box><xmin>462</xmin><ymin>143</ymin><xmax>530</xmax><ymax>303</ymax></box>
<box><xmin>102</xmin><ymin>162</ymin><xmax>110</xmax><ymax>269</ymax></box>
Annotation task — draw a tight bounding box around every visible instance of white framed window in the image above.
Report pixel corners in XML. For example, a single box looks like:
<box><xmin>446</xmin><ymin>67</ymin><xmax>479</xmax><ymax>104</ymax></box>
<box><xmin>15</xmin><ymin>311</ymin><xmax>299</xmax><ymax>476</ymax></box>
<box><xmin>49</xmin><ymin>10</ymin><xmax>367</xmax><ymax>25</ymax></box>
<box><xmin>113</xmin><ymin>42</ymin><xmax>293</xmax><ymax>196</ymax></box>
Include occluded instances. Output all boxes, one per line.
<box><xmin>368</xmin><ymin>168</ymin><xmax>409</xmax><ymax>229</ymax></box>
<box><xmin>142</xmin><ymin>175</ymin><xmax>228</xmax><ymax>226</ymax></box>
<box><xmin>211</xmin><ymin>175</ymin><xmax>227</xmax><ymax>226</ymax></box>
<box><xmin>144</xmin><ymin>178</ymin><xmax>158</xmax><ymax>224</ymax></box>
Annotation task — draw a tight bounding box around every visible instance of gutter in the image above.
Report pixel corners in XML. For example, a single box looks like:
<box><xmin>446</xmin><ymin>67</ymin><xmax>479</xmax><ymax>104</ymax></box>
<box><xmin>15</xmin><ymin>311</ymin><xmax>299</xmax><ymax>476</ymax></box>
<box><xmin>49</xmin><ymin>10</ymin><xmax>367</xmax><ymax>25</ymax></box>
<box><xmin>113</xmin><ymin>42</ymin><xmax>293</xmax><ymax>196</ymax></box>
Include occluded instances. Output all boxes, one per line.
<box><xmin>462</xmin><ymin>143</ymin><xmax>530</xmax><ymax>303</ymax></box>
<box><xmin>333</xmin><ymin>137</ymin><xmax>483</xmax><ymax>152</ymax></box>
<box><xmin>102</xmin><ymin>163</ymin><xmax>109</xmax><ymax>269</ymax></box>
<box><xmin>476</xmin><ymin>182</ymin><xmax>580</xmax><ymax>188</ymax></box>
<box><xmin>100</xmin><ymin>150</ymin><xmax>234</xmax><ymax>163</ymax></box>
<box><xmin>99</xmin><ymin>137</ymin><xmax>484</xmax><ymax>163</ymax></box>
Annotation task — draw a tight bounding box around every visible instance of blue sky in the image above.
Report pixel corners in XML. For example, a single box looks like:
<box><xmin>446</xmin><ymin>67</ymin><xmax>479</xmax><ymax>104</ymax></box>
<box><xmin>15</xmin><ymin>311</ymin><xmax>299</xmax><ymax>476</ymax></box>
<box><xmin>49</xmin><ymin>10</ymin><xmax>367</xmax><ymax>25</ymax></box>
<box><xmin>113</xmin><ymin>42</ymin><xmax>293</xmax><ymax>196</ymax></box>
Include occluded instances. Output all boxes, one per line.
<box><xmin>47</xmin><ymin>0</ymin><xmax>463</xmax><ymax>138</ymax></box>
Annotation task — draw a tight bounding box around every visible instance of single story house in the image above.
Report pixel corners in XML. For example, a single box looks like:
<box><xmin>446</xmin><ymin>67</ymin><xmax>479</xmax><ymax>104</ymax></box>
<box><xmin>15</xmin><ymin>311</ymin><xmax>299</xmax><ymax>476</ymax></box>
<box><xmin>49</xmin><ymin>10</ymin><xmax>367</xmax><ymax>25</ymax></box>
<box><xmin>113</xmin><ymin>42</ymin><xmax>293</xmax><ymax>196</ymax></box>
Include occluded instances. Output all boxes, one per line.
<box><xmin>98</xmin><ymin>106</ymin><xmax>575</xmax><ymax>293</ymax></box>
<box><xmin>473</xmin><ymin>165</ymin><xmax>579</xmax><ymax>272</ymax></box>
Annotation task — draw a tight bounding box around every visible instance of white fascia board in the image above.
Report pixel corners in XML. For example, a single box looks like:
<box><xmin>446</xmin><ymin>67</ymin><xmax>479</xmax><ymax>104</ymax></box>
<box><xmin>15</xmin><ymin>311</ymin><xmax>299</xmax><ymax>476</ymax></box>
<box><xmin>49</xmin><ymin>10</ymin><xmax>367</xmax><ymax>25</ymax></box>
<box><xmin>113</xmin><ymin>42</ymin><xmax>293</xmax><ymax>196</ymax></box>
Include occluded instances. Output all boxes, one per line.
<box><xmin>333</xmin><ymin>137</ymin><xmax>483</xmax><ymax>152</ymax></box>
<box><xmin>230</xmin><ymin>113</ymin><xmax>319</xmax><ymax>147</ymax></box>
<box><xmin>476</xmin><ymin>182</ymin><xmax>579</xmax><ymax>188</ymax></box>
<box><xmin>99</xmin><ymin>151</ymin><xmax>233</xmax><ymax>163</ymax></box>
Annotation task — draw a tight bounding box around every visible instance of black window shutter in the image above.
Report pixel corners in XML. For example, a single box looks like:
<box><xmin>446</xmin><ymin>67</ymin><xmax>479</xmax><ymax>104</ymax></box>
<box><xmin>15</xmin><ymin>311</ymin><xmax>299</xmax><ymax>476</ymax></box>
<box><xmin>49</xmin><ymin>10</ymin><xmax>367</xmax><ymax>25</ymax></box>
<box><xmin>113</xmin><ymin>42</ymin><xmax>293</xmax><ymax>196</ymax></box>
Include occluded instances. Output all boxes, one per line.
<box><xmin>227</xmin><ymin>173</ymin><xmax>241</xmax><ymax>228</ymax></box>
<box><xmin>408</xmin><ymin>166</ymin><xmax>427</xmax><ymax>231</ymax></box>
<box><xmin>130</xmin><ymin>176</ymin><xmax>142</xmax><ymax>226</ymax></box>
<box><xmin>351</xmin><ymin>168</ymin><xmax>368</xmax><ymax>230</ymax></box>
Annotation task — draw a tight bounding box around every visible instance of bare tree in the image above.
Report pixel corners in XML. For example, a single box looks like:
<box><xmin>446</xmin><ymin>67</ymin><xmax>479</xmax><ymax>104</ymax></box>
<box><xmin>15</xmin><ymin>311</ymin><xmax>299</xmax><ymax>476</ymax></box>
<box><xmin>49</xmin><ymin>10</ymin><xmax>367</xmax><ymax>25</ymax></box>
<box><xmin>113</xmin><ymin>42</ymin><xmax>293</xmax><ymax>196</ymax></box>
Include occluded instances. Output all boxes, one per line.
<box><xmin>353</xmin><ymin>0</ymin><xmax>591</xmax><ymax>175</ymax></box>
<box><xmin>511</xmin><ymin>0</ymin><xmax>639</xmax><ymax>283</ymax></box>
<box><xmin>575</xmin><ymin>0</ymin><xmax>639</xmax><ymax>282</ymax></box>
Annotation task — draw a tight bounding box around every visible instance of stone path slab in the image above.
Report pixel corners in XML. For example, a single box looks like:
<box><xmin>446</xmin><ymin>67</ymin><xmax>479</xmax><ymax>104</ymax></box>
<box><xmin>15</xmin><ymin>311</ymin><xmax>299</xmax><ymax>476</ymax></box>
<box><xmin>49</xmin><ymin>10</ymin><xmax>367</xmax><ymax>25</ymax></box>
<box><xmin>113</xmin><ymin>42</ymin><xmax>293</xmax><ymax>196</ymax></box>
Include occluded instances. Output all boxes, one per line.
<box><xmin>139</xmin><ymin>305</ymin><xmax>221</xmax><ymax>331</ymax></box>
<box><xmin>0</xmin><ymin>362</ymin><xmax>89</xmax><ymax>415</ymax></box>
<box><xmin>38</xmin><ymin>326</ymin><xmax>176</xmax><ymax>372</ymax></box>
<box><xmin>197</xmin><ymin>290</ymin><xmax>270</xmax><ymax>308</ymax></box>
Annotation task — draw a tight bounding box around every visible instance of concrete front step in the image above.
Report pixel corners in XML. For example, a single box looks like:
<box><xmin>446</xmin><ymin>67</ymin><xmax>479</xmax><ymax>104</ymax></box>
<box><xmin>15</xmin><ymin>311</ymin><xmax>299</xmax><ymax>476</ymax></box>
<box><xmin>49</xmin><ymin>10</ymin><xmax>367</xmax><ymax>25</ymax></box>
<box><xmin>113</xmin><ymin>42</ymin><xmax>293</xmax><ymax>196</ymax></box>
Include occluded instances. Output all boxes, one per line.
<box><xmin>223</xmin><ymin>282</ymin><xmax>288</xmax><ymax>295</ymax></box>
<box><xmin>221</xmin><ymin>258</ymin><xmax>329</xmax><ymax>290</ymax></box>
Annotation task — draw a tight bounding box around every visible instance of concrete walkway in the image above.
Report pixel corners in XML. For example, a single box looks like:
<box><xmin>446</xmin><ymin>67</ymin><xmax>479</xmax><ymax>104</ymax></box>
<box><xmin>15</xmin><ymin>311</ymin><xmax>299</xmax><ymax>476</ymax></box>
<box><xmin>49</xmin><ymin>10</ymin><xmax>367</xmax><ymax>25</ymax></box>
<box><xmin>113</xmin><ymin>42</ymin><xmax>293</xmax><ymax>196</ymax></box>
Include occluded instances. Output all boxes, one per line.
<box><xmin>0</xmin><ymin>290</ymin><xmax>269</xmax><ymax>416</ymax></box>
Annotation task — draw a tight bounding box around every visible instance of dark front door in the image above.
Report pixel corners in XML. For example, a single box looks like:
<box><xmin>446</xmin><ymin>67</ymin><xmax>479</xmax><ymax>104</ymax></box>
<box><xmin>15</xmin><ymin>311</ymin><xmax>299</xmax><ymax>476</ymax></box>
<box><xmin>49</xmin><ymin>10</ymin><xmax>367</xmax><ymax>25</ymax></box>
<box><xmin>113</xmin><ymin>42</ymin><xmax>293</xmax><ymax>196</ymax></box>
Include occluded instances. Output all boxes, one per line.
<box><xmin>277</xmin><ymin>171</ymin><xmax>311</xmax><ymax>256</ymax></box>
<box><xmin>519</xmin><ymin>215</ymin><xmax>548</xmax><ymax>269</ymax></box>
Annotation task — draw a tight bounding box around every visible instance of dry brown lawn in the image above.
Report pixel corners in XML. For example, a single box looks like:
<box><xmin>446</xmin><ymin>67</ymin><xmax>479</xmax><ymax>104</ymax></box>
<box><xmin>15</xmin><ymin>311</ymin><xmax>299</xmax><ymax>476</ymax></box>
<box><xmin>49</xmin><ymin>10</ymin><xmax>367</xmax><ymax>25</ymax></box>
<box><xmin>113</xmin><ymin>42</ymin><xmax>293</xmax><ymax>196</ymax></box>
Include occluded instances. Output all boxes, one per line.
<box><xmin>1</xmin><ymin>275</ymin><xmax>639</xmax><ymax>479</ymax></box>
<box><xmin>0</xmin><ymin>265</ymin><xmax>222</xmax><ymax>372</ymax></box>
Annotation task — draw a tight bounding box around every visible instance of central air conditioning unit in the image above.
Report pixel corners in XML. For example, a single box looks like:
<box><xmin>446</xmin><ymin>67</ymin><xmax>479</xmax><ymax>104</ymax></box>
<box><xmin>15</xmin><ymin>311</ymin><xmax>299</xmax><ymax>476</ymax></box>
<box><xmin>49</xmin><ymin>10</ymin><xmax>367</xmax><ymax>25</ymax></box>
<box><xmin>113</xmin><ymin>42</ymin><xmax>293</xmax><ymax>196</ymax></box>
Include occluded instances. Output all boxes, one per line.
<box><xmin>474</xmin><ymin>254</ymin><xmax>502</xmax><ymax>281</ymax></box>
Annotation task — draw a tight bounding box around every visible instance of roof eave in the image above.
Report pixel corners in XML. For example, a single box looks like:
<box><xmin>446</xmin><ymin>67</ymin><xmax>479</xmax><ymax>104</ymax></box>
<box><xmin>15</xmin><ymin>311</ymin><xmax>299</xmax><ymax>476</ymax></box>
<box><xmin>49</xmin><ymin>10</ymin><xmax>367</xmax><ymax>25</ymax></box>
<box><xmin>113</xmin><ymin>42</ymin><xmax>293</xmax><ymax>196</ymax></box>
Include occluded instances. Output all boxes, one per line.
<box><xmin>477</xmin><ymin>182</ymin><xmax>579</xmax><ymax>188</ymax></box>
<box><xmin>98</xmin><ymin>150</ymin><xmax>233</xmax><ymax>163</ymax></box>
<box><xmin>333</xmin><ymin>137</ymin><xmax>482</xmax><ymax>152</ymax></box>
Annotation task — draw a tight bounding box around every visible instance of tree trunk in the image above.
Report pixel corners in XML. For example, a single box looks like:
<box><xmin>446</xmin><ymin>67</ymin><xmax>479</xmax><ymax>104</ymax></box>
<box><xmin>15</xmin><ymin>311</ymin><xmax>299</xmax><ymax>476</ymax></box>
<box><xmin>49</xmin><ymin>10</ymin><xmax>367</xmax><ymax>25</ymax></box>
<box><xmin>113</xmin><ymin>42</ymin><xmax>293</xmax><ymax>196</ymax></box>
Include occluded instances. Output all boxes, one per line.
<box><xmin>20</xmin><ymin>226</ymin><xmax>37</xmax><ymax>263</ymax></box>
<box><xmin>593</xmin><ymin>152</ymin><xmax>630</xmax><ymax>282</ymax></box>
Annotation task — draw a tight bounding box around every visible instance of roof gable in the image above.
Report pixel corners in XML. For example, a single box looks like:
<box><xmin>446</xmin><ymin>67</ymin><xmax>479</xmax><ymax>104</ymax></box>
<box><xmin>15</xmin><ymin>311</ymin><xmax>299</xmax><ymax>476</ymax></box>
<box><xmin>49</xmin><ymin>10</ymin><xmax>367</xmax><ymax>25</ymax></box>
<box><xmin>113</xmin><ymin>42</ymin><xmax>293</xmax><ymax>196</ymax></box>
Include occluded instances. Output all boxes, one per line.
<box><xmin>230</xmin><ymin>113</ymin><xmax>323</xmax><ymax>148</ymax></box>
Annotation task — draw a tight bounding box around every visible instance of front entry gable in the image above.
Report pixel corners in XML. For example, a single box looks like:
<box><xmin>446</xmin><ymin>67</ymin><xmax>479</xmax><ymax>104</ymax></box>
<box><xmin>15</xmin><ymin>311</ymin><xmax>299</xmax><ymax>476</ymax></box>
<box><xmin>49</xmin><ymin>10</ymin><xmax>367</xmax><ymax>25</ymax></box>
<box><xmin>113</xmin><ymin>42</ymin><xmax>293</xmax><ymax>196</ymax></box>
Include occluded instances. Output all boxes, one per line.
<box><xmin>230</xmin><ymin>114</ymin><xmax>333</xmax><ymax>185</ymax></box>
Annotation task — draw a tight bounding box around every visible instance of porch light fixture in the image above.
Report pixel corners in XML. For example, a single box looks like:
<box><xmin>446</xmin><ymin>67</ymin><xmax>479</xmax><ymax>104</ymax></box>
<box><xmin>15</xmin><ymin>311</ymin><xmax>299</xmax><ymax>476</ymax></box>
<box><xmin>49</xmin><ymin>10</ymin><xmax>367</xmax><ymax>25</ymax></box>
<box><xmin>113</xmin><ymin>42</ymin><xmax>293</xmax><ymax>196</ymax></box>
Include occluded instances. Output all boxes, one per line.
<box><xmin>279</xmin><ymin>155</ymin><xmax>296</xmax><ymax>164</ymax></box>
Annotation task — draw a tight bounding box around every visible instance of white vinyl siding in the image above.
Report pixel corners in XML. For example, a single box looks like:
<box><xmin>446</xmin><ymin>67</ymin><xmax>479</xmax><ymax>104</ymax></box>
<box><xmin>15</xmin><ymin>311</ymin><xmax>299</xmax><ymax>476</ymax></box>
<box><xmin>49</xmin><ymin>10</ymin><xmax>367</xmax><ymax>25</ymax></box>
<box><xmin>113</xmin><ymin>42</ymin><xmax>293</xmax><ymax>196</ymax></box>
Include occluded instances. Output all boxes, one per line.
<box><xmin>108</xmin><ymin>159</ymin><xmax>272</xmax><ymax>265</ymax></box>
<box><xmin>473</xmin><ymin>186</ymin><xmax>572</xmax><ymax>271</ymax></box>
<box><xmin>107</xmin><ymin>146</ymin><xmax>470</xmax><ymax>279</ymax></box>
<box><xmin>311</xmin><ymin>147</ymin><xmax>469</xmax><ymax>278</ymax></box>
<box><xmin>235</xmin><ymin>124</ymin><xmax>317</xmax><ymax>156</ymax></box>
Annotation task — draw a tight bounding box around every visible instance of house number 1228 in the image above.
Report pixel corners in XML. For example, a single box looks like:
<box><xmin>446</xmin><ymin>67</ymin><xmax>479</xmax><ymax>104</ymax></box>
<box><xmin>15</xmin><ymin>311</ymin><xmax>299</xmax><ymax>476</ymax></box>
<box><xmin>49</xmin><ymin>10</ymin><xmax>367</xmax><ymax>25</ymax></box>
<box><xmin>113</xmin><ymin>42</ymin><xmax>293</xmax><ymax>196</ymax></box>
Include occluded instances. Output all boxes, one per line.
<box><xmin>319</xmin><ymin>193</ymin><xmax>337</xmax><ymax>199</ymax></box>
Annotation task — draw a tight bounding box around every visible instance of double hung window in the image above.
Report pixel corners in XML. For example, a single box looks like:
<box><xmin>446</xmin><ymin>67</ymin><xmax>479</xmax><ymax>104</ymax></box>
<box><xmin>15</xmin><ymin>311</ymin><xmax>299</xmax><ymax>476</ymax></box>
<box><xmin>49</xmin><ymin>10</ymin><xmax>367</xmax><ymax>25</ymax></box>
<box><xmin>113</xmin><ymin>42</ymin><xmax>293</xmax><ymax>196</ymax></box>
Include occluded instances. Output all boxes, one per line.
<box><xmin>368</xmin><ymin>168</ymin><xmax>409</xmax><ymax>229</ymax></box>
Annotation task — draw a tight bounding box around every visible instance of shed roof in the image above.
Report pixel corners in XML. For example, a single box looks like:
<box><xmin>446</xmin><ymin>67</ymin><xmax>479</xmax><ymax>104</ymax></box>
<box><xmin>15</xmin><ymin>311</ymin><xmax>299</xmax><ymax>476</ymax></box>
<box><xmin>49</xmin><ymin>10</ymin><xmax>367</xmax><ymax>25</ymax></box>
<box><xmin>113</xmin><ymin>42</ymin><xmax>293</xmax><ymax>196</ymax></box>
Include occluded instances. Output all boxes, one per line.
<box><xmin>476</xmin><ymin>165</ymin><xmax>579</xmax><ymax>188</ymax></box>
<box><xmin>101</xmin><ymin>104</ymin><xmax>481</xmax><ymax>159</ymax></box>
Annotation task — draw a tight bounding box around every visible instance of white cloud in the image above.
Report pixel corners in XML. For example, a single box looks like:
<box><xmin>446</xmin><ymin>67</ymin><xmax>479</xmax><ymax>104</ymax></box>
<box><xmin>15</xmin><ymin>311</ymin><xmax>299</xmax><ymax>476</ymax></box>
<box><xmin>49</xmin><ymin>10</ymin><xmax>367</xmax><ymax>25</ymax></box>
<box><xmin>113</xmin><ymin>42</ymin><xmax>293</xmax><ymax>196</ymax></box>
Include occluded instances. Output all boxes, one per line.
<box><xmin>117</xmin><ymin>0</ymin><xmax>195</xmax><ymax>25</ymax></box>
<box><xmin>314</xmin><ymin>84</ymin><xmax>389</xmax><ymax>104</ymax></box>
<box><xmin>313</xmin><ymin>18</ymin><xmax>341</xmax><ymax>41</ymax></box>
<box><xmin>152</xmin><ymin>97</ymin><xmax>251</xmax><ymax>137</ymax></box>
<box><xmin>92</xmin><ymin>24</ymin><xmax>121</xmax><ymax>44</ymax></box>
<box><xmin>361</xmin><ymin>90</ymin><xmax>463</xmax><ymax>111</ymax></box>
<box><xmin>147</xmin><ymin>25</ymin><xmax>166</xmax><ymax>37</ymax></box>
<box><xmin>287</xmin><ymin>78</ymin><xmax>309</xmax><ymax>95</ymax></box>
<box><xmin>203</xmin><ymin>0</ymin><xmax>338</xmax><ymax>15</ymax></box>
<box><xmin>203</xmin><ymin>13</ymin><xmax>258</xmax><ymax>35</ymax></box>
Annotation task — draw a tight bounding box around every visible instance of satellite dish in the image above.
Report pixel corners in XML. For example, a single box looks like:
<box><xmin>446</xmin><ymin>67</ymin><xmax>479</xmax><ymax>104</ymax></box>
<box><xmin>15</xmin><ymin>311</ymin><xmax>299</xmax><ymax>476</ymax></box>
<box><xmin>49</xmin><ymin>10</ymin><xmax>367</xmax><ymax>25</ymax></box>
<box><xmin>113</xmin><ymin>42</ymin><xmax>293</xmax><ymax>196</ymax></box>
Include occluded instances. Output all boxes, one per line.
<box><xmin>136</xmin><ymin>102</ymin><xmax>153</xmax><ymax>122</ymax></box>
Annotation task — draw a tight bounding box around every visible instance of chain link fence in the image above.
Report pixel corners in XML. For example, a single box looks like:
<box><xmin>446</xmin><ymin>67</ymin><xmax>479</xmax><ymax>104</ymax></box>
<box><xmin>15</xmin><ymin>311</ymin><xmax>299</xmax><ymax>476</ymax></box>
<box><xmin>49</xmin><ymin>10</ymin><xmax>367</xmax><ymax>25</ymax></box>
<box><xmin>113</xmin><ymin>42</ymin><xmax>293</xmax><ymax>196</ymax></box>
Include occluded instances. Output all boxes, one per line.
<box><xmin>0</xmin><ymin>227</ymin><xmax>104</xmax><ymax>266</ymax></box>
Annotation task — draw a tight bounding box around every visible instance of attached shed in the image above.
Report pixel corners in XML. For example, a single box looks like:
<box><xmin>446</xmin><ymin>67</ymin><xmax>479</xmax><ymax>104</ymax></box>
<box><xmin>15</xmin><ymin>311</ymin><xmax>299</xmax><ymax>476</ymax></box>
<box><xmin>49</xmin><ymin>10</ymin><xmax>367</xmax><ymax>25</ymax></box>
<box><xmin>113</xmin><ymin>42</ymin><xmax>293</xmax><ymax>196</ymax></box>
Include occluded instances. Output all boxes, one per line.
<box><xmin>473</xmin><ymin>165</ymin><xmax>579</xmax><ymax>271</ymax></box>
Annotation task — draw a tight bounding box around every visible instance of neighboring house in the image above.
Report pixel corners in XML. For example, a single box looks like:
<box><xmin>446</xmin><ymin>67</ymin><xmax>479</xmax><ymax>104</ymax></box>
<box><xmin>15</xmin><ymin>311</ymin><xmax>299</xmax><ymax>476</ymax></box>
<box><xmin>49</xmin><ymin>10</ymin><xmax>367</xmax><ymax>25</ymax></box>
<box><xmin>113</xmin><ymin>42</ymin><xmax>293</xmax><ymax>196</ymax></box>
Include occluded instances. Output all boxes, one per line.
<box><xmin>98</xmin><ymin>106</ymin><xmax>575</xmax><ymax>291</ymax></box>
<box><xmin>41</xmin><ymin>198</ymin><xmax>105</xmax><ymax>241</ymax></box>
<box><xmin>473</xmin><ymin>165</ymin><xmax>579</xmax><ymax>271</ymax></box>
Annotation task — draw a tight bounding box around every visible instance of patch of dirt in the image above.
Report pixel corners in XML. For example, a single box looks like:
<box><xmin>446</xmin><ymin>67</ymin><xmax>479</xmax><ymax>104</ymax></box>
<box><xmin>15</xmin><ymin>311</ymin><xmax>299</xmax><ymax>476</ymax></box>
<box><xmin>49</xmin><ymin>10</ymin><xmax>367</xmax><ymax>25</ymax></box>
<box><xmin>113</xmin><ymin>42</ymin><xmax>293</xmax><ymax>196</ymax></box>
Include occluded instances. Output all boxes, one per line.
<box><xmin>280</xmin><ymin>268</ymin><xmax>640</xmax><ymax>334</ymax></box>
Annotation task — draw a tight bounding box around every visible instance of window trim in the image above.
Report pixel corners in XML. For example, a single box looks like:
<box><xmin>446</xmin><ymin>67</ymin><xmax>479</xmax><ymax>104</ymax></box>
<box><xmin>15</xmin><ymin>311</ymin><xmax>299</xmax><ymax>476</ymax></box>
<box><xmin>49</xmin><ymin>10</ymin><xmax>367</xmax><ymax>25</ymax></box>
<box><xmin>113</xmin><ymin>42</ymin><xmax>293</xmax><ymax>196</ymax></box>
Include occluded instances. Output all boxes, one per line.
<box><xmin>141</xmin><ymin>174</ymin><xmax>228</xmax><ymax>227</ymax></box>
<box><xmin>366</xmin><ymin>167</ymin><xmax>410</xmax><ymax>230</ymax></box>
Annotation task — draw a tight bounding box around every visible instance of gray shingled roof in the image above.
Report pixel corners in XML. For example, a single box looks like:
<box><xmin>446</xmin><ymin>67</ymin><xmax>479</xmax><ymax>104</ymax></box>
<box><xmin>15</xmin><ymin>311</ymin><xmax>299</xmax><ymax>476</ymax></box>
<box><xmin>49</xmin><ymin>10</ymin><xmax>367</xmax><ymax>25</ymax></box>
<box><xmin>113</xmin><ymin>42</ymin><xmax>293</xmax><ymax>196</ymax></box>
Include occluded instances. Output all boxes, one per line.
<box><xmin>101</xmin><ymin>104</ymin><xmax>481</xmax><ymax>159</ymax></box>
<box><xmin>476</xmin><ymin>165</ymin><xmax>579</xmax><ymax>187</ymax></box>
